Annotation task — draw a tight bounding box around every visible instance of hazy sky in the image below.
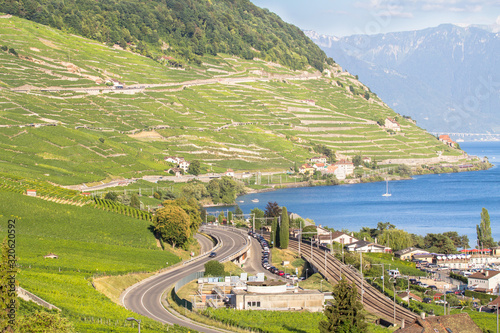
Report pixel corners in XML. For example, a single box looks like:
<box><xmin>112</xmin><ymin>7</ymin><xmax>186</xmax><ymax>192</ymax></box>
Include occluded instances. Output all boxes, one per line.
<box><xmin>250</xmin><ymin>0</ymin><xmax>500</xmax><ymax>36</ymax></box>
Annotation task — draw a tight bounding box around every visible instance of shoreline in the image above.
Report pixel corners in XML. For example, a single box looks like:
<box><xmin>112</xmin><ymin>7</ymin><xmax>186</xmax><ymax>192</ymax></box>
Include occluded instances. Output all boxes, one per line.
<box><xmin>202</xmin><ymin>161</ymin><xmax>494</xmax><ymax>208</ymax></box>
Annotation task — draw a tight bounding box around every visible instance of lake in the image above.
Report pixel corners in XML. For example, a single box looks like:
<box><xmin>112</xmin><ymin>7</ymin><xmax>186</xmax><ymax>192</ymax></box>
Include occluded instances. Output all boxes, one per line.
<box><xmin>208</xmin><ymin>141</ymin><xmax>500</xmax><ymax>244</ymax></box>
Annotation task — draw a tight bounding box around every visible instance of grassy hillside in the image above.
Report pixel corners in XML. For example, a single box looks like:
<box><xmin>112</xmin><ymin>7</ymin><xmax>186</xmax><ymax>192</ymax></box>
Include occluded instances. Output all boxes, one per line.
<box><xmin>0</xmin><ymin>16</ymin><xmax>462</xmax><ymax>185</ymax></box>
<box><xmin>0</xmin><ymin>190</ymin><xmax>186</xmax><ymax>332</ymax></box>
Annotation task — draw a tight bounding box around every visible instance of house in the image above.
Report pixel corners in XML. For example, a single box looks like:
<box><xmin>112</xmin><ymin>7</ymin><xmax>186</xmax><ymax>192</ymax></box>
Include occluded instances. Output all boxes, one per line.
<box><xmin>312</xmin><ymin>163</ymin><xmax>326</xmax><ymax>170</ymax></box>
<box><xmin>345</xmin><ymin>240</ymin><xmax>391</xmax><ymax>253</ymax></box>
<box><xmin>396</xmin><ymin>313</ymin><xmax>482</xmax><ymax>333</ymax></box>
<box><xmin>324</xmin><ymin>165</ymin><xmax>346</xmax><ymax>180</ymax></box>
<box><xmin>313</xmin><ymin>231</ymin><xmax>359</xmax><ymax>246</ymax></box>
<box><xmin>310</xmin><ymin>156</ymin><xmax>327</xmax><ymax>164</ymax></box>
<box><xmin>224</xmin><ymin>169</ymin><xmax>235</xmax><ymax>177</ymax></box>
<box><xmin>165</xmin><ymin>156</ymin><xmax>181</xmax><ymax>164</ymax></box>
<box><xmin>299</xmin><ymin>164</ymin><xmax>314</xmax><ymax>174</ymax></box>
<box><xmin>439</xmin><ymin>134</ymin><xmax>456</xmax><ymax>148</ymax></box>
<box><xmin>413</xmin><ymin>253</ymin><xmax>434</xmax><ymax>263</ymax></box>
<box><xmin>334</xmin><ymin>160</ymin><xmax>354</xmax><ymax>176</ymax></box>
<box><xmin>384</xmin><ymin>117</ymin><xmax>401</xmax><ymax>132</ymax></box>
<box><xmin>362</xmin><ymin>157</ymin><xmax>372</xmax><ymax>164</ymax></box>
<box><xmin>397</xmin><ymin>292</ymin><xmax>422</xmax><ymax>303</ymax></box>
<box><xmin>26</xmin><ymin>189</ymin><xmax>37</xmax><ymax>197</ymax></box>
<box><xmin>394</xmin><ymin>247</ymin><xmax>430</xmax><ymax>261</ymax></box>
<box><xmin>167</xmin><ymin>167</ymin><xmax>183</xmax><ymax>177</ymax></box>
<box><xmin>468</xmin><ymin>270</ymin><xmax>500</xmax><ymax>292</ymax></box>
<box><xmin>179</xmin><ymin>160</ymin><xmax>190</xmax><ymax>172</ymax></box>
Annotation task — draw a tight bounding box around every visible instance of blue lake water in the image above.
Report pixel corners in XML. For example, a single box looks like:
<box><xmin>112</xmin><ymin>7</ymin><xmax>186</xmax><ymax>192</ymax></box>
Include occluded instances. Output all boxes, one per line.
<box><xmin>208</xmin><ymin>142</ymin><xmax>500</xmax><ymax>243</ymax></box>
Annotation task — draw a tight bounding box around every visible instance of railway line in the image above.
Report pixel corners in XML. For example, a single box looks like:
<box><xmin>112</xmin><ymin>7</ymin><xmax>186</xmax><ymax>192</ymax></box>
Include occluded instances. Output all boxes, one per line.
<box><xmin>287</xmin><ymin>237</ymin><xmax>418</xmax><ymax>326</ymax></box>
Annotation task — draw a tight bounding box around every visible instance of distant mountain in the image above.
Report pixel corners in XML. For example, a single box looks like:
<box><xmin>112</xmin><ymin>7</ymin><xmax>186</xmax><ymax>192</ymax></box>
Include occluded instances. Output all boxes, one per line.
<box><xmin>306</xmin><ymin>24</ymin><xmax>500</xmax><ymax>135</ymax></box>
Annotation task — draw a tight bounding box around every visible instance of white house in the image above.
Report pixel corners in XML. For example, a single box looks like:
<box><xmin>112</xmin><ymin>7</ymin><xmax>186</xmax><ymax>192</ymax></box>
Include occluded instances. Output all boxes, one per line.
<box><xmin>334</xmin><ymin>160</ymin><xmax>354</xmax><ymax>176</ymax></box>
<box><xmin>225</xmin><ymin>169</ymin><xmax>235</xmax><ymax>177</ymax></box>
<box><xmin>313</xmin><ymin>231</ymin><xmax>359</xmax><ymax>246</ymax></box>
<box><xmin>345</xmin><ymin>240</ymin><xmax>391</xmax><ymax>253</ymax></box>
<box><xmin>468</xmin><ymin>270</ymin><xmax>500</xmax><ymax>292</ymax></box>
<box><xmin>310</xmin><ymin>156</ymin><xmax>327</xmax><ymax>164</ymax></box>
<box><xmin>394</xmin><ymin>247</ymin><xmax>429</xmax><ymax>261</ymax></box>
<box><xmin>384</xmin><ymin>117</ymin><xmax>401</xmax><ymax>132</ymax></box>
<box><xmin>179</xmin><ymin>160</ymin><xmax>190</xmax><ymax>172</ymax></box>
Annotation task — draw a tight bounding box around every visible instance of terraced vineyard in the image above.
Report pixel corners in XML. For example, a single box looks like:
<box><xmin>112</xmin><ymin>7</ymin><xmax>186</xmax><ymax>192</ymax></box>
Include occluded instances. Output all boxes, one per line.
<box><xmin>0</xmin><ymin>16</ymin><xmax>462</xmax><ymax>186</ymax></box>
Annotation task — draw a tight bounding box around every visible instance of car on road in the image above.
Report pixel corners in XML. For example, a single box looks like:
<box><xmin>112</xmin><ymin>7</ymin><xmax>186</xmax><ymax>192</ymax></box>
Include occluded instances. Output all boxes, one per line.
<box><xmin>209</xmin><ymin>252</ymin><xmax>217</xmax><ymax>258</ymax></box>
<box><xmin>278</xmin><ymin>270</ymin><xmax>284</xmax><ymax>276</ymax></box>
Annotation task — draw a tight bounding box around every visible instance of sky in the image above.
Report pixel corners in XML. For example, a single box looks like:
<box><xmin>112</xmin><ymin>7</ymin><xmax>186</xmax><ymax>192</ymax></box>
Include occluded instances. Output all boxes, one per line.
<box><xmin>250</xmin><ymin>0</ymin><xmax>500</xmax><ymax>37</ymax></box>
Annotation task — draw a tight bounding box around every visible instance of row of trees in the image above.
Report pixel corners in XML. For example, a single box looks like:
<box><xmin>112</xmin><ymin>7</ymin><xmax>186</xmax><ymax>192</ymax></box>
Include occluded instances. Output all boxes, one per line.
<box><xmin>351</xmin><ymin>208</ymin><xmax>494</xmax><ymax>253</ymax></box>
<box><xmin>181</xmin><ymin>177</ymin><xmax>245</xmax><ymax>205</ymax></box>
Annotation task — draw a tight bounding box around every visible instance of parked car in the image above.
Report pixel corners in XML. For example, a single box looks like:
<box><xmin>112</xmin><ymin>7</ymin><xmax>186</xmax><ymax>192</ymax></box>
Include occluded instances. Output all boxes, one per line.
<box><xmin>429</xmin><ymin>285</ymin><xmax>438</xmax><ymax>290</ymax></box>
<box><xmin>409</xmin><ymin>279</ymin><xmax>418</xmax><ymax>285</ymax></box>
<box><xmin>435</xmin><ymin>300</ymin><xmax>448</xmax><ymax>305</ymax></box>
<box><xmin>278</xmin><ymin>270</ymin><xmax>285</xmax><ymax>276</ymax></box>
<box><xmin>423</xmin><ymin>297</ymin><xmax>432</xmax><ymax>303</ymax></box>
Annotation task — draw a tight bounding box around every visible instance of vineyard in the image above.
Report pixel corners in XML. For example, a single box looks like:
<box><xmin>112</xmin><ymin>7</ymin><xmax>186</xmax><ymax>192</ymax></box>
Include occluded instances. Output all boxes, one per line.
<box><xmin>93</xmin><ymin>198</ymin><xmax>153</xmax><ymax>221</ymax></box>
<box><xmin>0</xmin><ymin>173</ymin><xmax>89</xmax><ymax>206</ymax></box>
<box><xmin>0</xmin><ymin>191</ymin><xmax>185</xmax><ymax>332</ymax></box>
<box><xmin>201</xmin><ymin>308</ymin><xmax>391</xmax><ymax>333</ymax></box>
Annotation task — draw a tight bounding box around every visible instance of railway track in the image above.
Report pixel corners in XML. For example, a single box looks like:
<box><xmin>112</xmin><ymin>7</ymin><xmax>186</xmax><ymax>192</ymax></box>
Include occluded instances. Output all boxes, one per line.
<box><xmin>286</xmin><ymin>237</ymin><xmax>418</xmax><ymax>326</ymax></box>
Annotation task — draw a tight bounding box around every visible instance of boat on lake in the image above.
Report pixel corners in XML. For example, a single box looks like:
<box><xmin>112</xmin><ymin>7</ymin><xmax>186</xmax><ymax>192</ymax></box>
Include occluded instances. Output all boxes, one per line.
<box><xmin>382</xmin><ymin>180</ymin><xmax>391</xmax><ymax>197</ymax></box>
<box><xmin>251</xmin><ymin>199</ymin><xmax>259</xmax><ymax>203</ymax></box>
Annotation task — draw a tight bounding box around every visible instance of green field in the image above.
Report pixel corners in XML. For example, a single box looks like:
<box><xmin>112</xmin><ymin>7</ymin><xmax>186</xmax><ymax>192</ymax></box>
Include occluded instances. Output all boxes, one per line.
<box><xmin>0</xmin><ymin>16</ymin><xmax>462</xmax><ymax>186</ymax></box>
<box><xmin>0</xmin><ymin>191</ymin><xmax>187</xmax><ymax>332</ymax></box>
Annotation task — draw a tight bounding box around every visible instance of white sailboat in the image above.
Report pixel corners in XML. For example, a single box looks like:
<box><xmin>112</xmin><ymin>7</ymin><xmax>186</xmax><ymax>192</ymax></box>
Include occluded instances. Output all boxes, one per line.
<box><xmin>382</xmin><ymin>180</ymin><xmax>392</xmax><ymax>197</ymax></box>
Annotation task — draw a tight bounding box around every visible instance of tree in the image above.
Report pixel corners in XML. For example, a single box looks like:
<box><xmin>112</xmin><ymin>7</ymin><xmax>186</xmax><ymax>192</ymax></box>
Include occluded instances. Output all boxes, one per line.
<box><xmin>130</xmin><ymin>193</ymin><xmax>140</xmax><ymax>209</ymax></box>
<box><xmin>181</xmin><ymin>182</ymin><xmax>208</xmax><ymax>201</ymax></box>
<box><xmin>443</xmin><ymin>231</ymin><xmax>469</xmax><ymax>249</ymax></box>
<box><xmin>265</xmin><ymin>201</ymin><xmax>281</xmax><ymax>217</ymax></box>
<box><xmin>17</xmin><ymin>311</ymin><xmax>75</xmax><ymax>333</ymax></box>
<box><xmin>280</xmin><ymin>207</ymin><xmax>289</xmax><ymax>249</ymax></box>
<box><xmin>251</xmin><ymin>208</ymin><xmax>265</xmax><ymax>231</ymax></box>
<box><xmin>188</xmin><ymin>160</ymin><xmax>201</xmax><ymax>175</ymax></box>
<box><xmin>477</xmin><ymin>208</ymin><xmax>495</xmax><ymax>248</ymax></box>
<box><xmin>204</xmin><ymin>260</ymin><xmax>225</xmax><ymax>277</ymax></box>
<box><xmin>319</xmin><ymin>277</ymin><xmax>366</xmax><ymax>333</ymax></box>
<box><xmin>0</xmin><ymin>238</ymin><xmax>17</xmax><ymax>331</ymax></box>
<box><xmin>302</xmin><ymin>225</ymin><xmax>317</xmax><ymax>240</ymax></box>
<box><xmin>424</xmin><ymin>233</ymin><xmax>456</xmax><ymax>254</ymax></box>
<box><xmin>234</xmin><ymin>205</ymin><xmax>243</xmax><ymax>217</ymax></box>
<box><xmin>352</xmin><ymin>155</ymin><xmax>362</xmax><ymax>167</ymax></box>
<box><xmin>218</xmin><ymin>211</ymin><xmax>225</xmax><ymax>225</ymax></box>
<box><xmin>228</xmin><ymin>211</ymin><xmax>233</xmax><ymax>225</ymax></box>
<box><xmin>154</xmin><ymin>205</ymin><xmax>191</xmax><ymax>248</ymax></box>
<box><xmin>271</xmin><ymin>217</ymin><xmax>278</xmax><ymax>248</ymax></box>
<box><xmin>104</xmin><ymin>191</ymin><xmax>118</xmax><ymax>201</ymax></box>
<box><xmin>378</xmin><ymin>229</ymin><xmax>413</xmax><ymax>251</ymax></box>
<box><xmin>397</xmin><ymin>164</ymin><xmax>412</xmax><ymax>177</ymax></box>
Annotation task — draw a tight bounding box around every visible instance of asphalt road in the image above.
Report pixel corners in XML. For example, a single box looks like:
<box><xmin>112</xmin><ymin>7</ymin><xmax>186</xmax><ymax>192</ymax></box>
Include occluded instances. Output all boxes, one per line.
<box><xmin>122</xmin><ymin>227</ymin><xmax>248</xmax><ymax>333</ymax></box>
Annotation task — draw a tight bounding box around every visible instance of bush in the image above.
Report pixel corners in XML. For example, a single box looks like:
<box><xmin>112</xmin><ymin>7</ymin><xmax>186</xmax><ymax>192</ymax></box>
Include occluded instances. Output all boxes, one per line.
<box><xmin>204</xmin><ymin>260</ymin><xmax>225</xmax><ymax>277</ymax></box>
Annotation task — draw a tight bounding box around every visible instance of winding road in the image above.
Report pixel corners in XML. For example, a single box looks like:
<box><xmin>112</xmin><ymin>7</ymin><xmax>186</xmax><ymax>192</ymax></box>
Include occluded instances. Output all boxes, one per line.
<box><xmin>121</xmin><ymin>226</ymin><xmax>248</xmax><ymax>333</ymax></box>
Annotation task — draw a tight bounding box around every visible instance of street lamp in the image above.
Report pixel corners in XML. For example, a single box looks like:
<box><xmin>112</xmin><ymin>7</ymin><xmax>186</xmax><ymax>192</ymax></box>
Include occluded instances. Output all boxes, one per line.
<box><xmin>320</xmin><ymin>279</ymin><xmax>323</xmax><ymax>292</ymax></box>
<box><xmin>126</xmin><ymin>317</ymin><xmax>141</xmax><ymax>333</ymax></box>
<box><xmin>306</xmin><ymin>268</ymin><xmax>309</xmax><ymax>279</ymax></box>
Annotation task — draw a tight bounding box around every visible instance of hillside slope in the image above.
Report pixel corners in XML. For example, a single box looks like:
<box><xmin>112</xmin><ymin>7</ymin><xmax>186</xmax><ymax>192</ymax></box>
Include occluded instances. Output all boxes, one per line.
<box><xmin>0</xmin><ymin>16</ymin><xmax>461</xmax><ymax>185</ymax></box>
<box><xmin>0</xmin><ymin>0</ymin><xmax>329</xmax><ymax>70</ymax></box>
<box><xmin>306</xmin><ymin>25</ymin><xmax>500</xmax><ymax>135</ymax></box>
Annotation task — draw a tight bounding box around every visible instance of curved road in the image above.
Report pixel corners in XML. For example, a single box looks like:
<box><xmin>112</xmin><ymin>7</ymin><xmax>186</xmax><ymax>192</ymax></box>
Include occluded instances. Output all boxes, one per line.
<box><xmin>122</xmin><ymin>227</ymin><xmax>248</xmax><ymax>333</ymax></box>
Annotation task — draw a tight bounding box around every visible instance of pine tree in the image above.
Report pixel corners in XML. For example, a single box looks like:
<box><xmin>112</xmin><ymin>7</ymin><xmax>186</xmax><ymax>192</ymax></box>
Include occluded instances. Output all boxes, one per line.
<box><xmin>218</xmin><ymin>211</ymin><xmax>225</xmax><ymax>225</ymax></box>
<box><xmin>477</xmin><ymin>208</ymin><xmax>495</xmax><ymax>248</ymax></box>
<box><xmin>271</xmin><ymin>217</ymin><xmax>277</xmax><ymax>248</ymax></box>
<box><xmin>228</xmin><ymin>211</ymin><xmax>233</xmax><ymax>225</ymax></box>
<box><xmin>280</xmin><ymin>207</ymin><xmax>289</xmax><ymax>249</ymax></box>
<box><xmin>319</xmin><ymin>277</ymin><xmax>366</xmax><ymax>333</ymax></box>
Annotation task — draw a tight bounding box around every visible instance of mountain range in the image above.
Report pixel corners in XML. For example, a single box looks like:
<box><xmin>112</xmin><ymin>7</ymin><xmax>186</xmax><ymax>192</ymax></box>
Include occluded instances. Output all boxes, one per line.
<box><xmin>306</xmin><ymin>24</ymin><xmax>500</xmax><ymax>137</ymax></box>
